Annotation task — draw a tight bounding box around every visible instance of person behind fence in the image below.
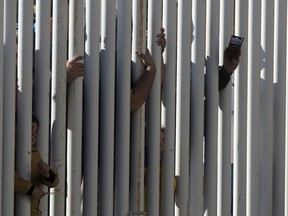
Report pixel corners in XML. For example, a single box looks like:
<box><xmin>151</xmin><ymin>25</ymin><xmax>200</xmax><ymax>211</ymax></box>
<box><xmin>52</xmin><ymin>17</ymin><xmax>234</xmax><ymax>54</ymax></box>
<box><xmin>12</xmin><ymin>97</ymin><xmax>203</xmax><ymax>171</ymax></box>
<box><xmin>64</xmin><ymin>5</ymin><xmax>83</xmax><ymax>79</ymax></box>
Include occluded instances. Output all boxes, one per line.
<box><xmin>203</xmin><ymin>38</ymin><xmax>242</xmax><ymax>138</ymax></box>
<box><xmin>14</xmin><ymin>115</ymin><xmax>59</xmax><ymax>216</ymax></box>
<box><xmin>130</xmin><ymin>28</ymin><xmax>166</xmax><ymax>112</ymax></box>
<box><xmin>218</xmin><ymin>39</ymin><xmax>242</xmax><ymax>91</ymax></box>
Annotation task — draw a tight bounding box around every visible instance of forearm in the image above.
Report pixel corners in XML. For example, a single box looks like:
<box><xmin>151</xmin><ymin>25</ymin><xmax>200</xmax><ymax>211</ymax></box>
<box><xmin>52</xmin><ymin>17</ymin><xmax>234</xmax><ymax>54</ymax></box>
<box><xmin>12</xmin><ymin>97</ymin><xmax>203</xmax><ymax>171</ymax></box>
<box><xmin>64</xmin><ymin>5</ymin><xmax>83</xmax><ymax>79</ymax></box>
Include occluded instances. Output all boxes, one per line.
<box><xmin>130</xmin><ymin>66</ymin><xmax>156</xmax><ymax>112</ymax></box>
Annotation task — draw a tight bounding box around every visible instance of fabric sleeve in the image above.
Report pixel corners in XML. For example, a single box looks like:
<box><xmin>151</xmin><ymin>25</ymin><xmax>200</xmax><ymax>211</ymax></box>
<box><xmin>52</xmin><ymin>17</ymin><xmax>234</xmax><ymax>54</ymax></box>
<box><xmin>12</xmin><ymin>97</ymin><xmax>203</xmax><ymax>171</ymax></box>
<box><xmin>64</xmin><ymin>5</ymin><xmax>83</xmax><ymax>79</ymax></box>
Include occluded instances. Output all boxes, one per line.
<box><xmin>15</xmin><ymin>171</ymin><xmax>34</xmax><ymax>195</ymax></box>
<box><xmin>218</xmin><ymin>66</ymin><xmax>232</xmax><ymax>91</ymax></box>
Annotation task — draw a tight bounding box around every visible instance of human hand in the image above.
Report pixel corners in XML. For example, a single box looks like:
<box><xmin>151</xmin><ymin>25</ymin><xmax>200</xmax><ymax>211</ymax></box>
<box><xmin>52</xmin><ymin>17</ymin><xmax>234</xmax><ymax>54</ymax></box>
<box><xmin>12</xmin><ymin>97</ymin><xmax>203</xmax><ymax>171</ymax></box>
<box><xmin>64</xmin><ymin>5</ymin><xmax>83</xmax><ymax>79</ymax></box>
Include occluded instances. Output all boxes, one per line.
<box><xmin>156</xmin><ymin>28</ymin><xmax>166</xmax><ymax>53</ymax></box>
<box><xmin>135</xmin><ymin>49</ymin><xmax>156</xmax><ymax>73</ymax></box>
<box><xmin>38</xmin><ymin>160</ymin><xmax>50</xmax><ymax>178</ymax></box>
<box><xmin>223</xmin><ymin>46</ymin><xmax>241</xmax><ymax>74</ymax></box>
<box><xmin>66</xmin><ymin>55</ymin><xmax>85</xmax><ymax>83</ymax></box>
<box><xmin>31</xmin><ymin>186</ymin><xmax>45</xmax><ymax>200</ymax></box>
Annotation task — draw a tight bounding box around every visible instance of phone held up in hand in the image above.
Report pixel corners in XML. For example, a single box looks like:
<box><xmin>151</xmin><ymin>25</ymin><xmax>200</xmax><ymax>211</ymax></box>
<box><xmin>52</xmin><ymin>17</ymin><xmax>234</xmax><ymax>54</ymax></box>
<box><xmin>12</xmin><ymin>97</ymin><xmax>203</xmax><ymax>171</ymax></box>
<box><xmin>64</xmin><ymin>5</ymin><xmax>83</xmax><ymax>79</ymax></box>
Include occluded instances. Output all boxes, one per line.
<box><xmin>229</xmin><ymin>35</ymin><xmax>244</xmax><ymax>48</ymax></box>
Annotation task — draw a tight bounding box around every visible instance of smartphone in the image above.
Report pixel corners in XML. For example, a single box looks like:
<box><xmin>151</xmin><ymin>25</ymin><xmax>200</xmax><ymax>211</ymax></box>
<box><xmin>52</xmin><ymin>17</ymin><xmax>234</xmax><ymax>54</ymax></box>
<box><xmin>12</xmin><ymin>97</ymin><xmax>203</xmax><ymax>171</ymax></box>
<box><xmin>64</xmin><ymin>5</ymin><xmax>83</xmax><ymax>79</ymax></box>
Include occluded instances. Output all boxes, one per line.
<box><xmin>229</xmin><ymin>35</ymin><xmax>244</xmax><ymax>47</ymax></box>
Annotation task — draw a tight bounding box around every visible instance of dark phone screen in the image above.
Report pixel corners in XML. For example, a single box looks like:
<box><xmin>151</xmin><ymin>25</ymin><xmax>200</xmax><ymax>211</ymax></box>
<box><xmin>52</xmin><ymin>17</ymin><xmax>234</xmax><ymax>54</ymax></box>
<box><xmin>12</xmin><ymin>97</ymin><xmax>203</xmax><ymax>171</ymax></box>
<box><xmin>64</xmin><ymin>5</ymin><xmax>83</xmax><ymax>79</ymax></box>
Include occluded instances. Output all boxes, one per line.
<box><xmin>229</xmin><ymin>35</ymin><xmax>244</xmax><ymax>47</ymax></box>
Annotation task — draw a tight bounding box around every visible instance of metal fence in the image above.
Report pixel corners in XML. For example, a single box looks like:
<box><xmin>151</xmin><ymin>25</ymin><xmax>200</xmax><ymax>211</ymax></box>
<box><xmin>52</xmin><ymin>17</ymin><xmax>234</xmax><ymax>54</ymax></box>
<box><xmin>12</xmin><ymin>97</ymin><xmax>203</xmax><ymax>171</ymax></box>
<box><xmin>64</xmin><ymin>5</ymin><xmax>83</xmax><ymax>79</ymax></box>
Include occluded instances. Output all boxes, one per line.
<box><xmin>0</xmin><ymin>0</ymin><xmax>287</xmax><ymax>216</ymax></box>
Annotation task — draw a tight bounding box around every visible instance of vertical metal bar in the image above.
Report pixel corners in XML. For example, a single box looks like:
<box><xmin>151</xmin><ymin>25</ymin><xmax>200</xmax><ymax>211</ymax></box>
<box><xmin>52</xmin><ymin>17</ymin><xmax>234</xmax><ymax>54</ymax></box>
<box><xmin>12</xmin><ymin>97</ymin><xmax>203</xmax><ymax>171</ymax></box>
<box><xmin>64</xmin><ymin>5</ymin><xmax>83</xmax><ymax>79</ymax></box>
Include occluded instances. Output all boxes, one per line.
<box><xmin>2</xmin><ymin>1</ymin><xmax>16</xmax><ymax>214</ymax></box>
<box><xmin>161</xmin><ymin>0</ymin><xmax>177</xmax><ymax>215</ymax></box>
<box><xmin>189</xmin><ymin>0</ymin><xmax>205</xmax><ymax>215</ymax></box>
<box><xmin>273</xmin><ymin>0</ymin><xmax>287</xmax><ymax>215</ymax></box>
<box><xmin>114</xmin><ymin>0</ymin><xmax>132</xmax><ymax>215</ymax></box>
<box><xmin>34</xmin><ymin>1</ymin><xmax>51</xmax><ymax>157</ymax></box>
<box><xmin>50</xmin><ymin>0</ymin><xmax>67</xmax><ymax>215</ymax></box>
<box><xmin>146</xmin><ymin>0</ymin><xmax>161</xmax><ymax>215</ymax></box>
<box><xmin>246</xmin><ymin>0</ymin><xmax>261</xmax><ymax>215</ymax></box>
<box><xmin>218</xmin><ymin>1</ymin><xmax>233</xmax><ymax>216</ymax></box>
<box><xmin>204</xmin><ymin>0</ymin><xmax>219</xmax><ymax>214</ymax></box>
<box><xmin>175</xmin><ymin>0</ymin><xmax>191</xmax><ymax>215</ymax></box>
<box><xmin>259</xmin><ymin>1</ymin><xmax>274</xmax><ymax>216</ymax></box>
<box><xmin>34</xmin><ymin>1</ymin><xmax>51</xmax><ymax>214</ymax></box>
<box><xmin>131</xmin><ymin>0</ymin><xmax>146</xmax><ymax>212</ymax></box>
<box><xmin>99</xmin><ymin>0</ymin><xmax>116</xmax><ymax>215</ymax></box>
<box><xmin>233</xmin><ymin>0</ymin><xmax>248</xmax><ymax>215</ymax></box>
<box><xmin>67</xmin><ymin>0</ymin><xmax>84</xmax><ymax>215</ymax></box>
<box><xmin>286</xmin><ymin>4</ymin><xmax>288</xmax><ymax>212</ymax></box>
<box><xmin>15</xmin><ymin>0</ymin><xmax>34</xmax><ymax>215</ymax></box>
<box><xmin>284</xmin><ymin>4</ymin><xmax>288</xmax><ymax>215</ymax></box>
<box><xmin>34</xmin><ymin>1</ymin><xmax>51</xmax><ymax>146</ymax></box>
<box><xmin>0</xmin><ymin>0</ymin><xmax>3</xmax><ymax>214</ymax></box>
<box><xmin>82</xmin><ymin>0</ymin><xmax>100</xmax><ymax>214</ymax></box>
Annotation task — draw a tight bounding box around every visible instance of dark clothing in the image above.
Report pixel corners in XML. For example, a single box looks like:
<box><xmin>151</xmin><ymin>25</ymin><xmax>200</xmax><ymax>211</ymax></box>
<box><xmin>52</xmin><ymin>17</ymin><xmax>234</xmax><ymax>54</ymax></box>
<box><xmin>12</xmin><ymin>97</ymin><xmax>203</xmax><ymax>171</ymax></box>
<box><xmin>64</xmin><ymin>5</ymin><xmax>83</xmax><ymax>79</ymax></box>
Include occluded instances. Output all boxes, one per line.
<box><xmin>218</xmin><ymin>66</ymin><xmax>232</xmax><ymax>91</ymax></box>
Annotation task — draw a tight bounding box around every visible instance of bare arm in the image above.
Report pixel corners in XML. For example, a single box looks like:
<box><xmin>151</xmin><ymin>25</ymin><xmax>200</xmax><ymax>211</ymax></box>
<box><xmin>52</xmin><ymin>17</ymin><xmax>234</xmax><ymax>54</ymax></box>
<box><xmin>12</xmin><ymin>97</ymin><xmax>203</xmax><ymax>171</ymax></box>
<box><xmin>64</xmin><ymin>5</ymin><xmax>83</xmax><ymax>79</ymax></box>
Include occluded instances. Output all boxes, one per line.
<box><xmin>66</xmin><ymin>55</ymin><xmax>85</xmax><ymax>83</ymax></box>
<box><xmin>130</xmin><ymin>49</ymin><xmax>156</xmax><ymax>112</ymax></box>
<box><xmin>130</xmin><ymin>28</ymin><xmax>166</xmax><ymax>112</ymax></box>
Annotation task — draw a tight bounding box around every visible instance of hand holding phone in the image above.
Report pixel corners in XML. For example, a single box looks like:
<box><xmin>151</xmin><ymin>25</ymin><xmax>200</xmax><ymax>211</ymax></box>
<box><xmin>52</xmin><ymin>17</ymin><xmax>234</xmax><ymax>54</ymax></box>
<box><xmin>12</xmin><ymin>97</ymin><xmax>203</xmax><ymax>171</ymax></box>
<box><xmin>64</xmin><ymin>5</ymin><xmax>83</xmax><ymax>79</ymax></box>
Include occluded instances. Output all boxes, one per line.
<box><xmin>226</xmin><ymin>35</ymin><xmax>244</xmax><ymax>60</ymax></box>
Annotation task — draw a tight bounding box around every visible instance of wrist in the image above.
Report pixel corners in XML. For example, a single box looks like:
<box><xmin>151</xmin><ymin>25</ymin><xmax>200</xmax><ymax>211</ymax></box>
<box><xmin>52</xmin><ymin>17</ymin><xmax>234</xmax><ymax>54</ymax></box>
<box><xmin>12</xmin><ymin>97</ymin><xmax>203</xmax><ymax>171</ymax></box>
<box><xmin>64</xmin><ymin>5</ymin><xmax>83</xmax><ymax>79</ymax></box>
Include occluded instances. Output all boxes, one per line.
<box><xmin>222</xmin><ymin>64</ymin><xmax>233</xmax><ymax>75</ymax></box>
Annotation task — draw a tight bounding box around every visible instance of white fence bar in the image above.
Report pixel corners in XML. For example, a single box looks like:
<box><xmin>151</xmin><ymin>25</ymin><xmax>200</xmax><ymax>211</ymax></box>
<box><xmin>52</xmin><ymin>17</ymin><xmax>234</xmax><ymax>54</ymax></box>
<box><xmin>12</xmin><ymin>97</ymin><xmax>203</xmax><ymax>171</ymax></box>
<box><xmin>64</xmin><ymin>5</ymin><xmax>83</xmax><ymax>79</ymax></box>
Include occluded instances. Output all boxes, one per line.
<box><xmin>189</xmin><ymin>0</ymin><xmax>205</xmax><ymax>215</ymax></box>
<box><xmin>82</xmin><ymin>0</ymin><xmax>100</xmax><ymax>214</ymax></box>
<box><xmin>15</xmin><ymin>0</ymin><xmax>34</xmax><ymax>215</ymax></box>
<box><xmin>0</xmin><ymin>0</ymin><xmax>3</xmax><ymax>214</ymax></box>
<box><xmin>218</xmin><ymin>0</ymin><xmax>233</xmax><ymax>215</ymax></box>
<box><xmin>146</xmin><ymin>0</ymin><xmax>161</xmax><ymax>215</ymax></box>
<box><xmin>130</xmin><ymin>0</ymin><xmax>147</xmax><ymax>213</ymax></box>
<box><xmin>2</xmin><ymin>0</ymin><xmax>17</xmax><ymax>215</ymax></box>
<box><xmin>286</xmin><ymin>3</ymin><xmax>288</xmax><ymax>212</ymax></box>
<box><xmin>34</xmin><ymin>1</ymin><xmax>51</xmax><ymax>214</ymax></box>
<box><xmin>0</xmin><ymin>0</ymin><xmax>4</xmax><ymax>213</ymax></box>
<box><xmin>204</xmin><ymin>0</ymin><xmax>219</xmax><ymax>215</ymax></box>
<box><xmin>175</xmin><ymin>0</ymin><xmax>191</xmax><ymax>215</ymax></box>
<box><xmin>161</xmin><ymin>0</ymin><xmax>177</xmax><ymax>215</ymax></box>
<box><xmin>259</xmin><ymin>0</ymin><xmax>274</xmax><ymax>215</ymax></box>
<box><xmin>114</xmin><ymin>0</ymin><xmax>132</xmax><ymax>215</ymax></box>
<box><xmin>247</xmin><ymin>0</ymin><xmax>261</xmax><ymax>215</ymax></box>
<box><xmin>34</xmin><ymin>0</ymin><xmax>51</xmax><ymax>151</ymax></box>
<box><xmin>50</xmin><ymin>0</ymin><xmax>68</xmax><ymax>215</ymax></box>
<box><xmin>66</xmin><ymin>0</ymin><xmax>84</xmax><ymax>215</ymax></box>
<box><xmin>273</xmin><ymin>0</ymin><xmax>287</xmax><ymax>215</ymax></box>
<box><xmin>233</xmin><ymin>0</ymin><xmax>248</xmax><ymax>215</ymax></box>
<box><xmin>99</xmin><ymin>0</ymin><xmax>116</xmax><ymax>215</ymax></box>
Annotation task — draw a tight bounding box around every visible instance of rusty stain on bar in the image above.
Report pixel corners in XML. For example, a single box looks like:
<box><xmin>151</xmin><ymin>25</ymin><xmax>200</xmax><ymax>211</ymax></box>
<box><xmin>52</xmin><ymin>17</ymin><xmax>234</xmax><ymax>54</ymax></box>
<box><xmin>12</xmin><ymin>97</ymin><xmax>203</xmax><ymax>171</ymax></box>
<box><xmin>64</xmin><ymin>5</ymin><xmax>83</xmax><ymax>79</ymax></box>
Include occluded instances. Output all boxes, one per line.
<box><xmin>136</xmin><ymin>0</ymin><xmax>145</xmax><ymax>211</ymax></box>
<box><xmin>73</xmin><ymin>0</ymin><xmax>79</xmax><ymax>48</ymax></box>
<box><xmin>139</xmin><ymin>0</ymin><xmax>144</xmax><ymax>52</ymax></box>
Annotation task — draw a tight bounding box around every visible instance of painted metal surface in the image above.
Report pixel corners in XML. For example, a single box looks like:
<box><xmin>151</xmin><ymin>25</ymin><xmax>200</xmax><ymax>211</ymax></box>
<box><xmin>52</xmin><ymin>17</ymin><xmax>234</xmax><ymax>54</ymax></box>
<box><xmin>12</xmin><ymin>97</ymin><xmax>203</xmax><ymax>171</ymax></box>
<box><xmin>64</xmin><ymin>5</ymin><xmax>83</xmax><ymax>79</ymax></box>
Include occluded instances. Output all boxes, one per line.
<box><xmin>49</xmin><ymin>0</ymin><xmax>68</xmax><ymax>215</ymax></box>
